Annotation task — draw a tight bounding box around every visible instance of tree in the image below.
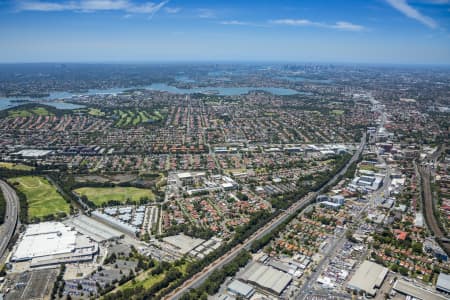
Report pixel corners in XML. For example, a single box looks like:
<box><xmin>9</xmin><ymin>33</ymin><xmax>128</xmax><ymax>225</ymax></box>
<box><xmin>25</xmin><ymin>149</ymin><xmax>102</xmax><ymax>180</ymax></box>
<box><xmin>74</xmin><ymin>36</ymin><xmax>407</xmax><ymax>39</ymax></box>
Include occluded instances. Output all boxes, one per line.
<box><xmin>399</xmin><ymin>266</ymin><xmax>409</xmax><ymax>276</ymax></box>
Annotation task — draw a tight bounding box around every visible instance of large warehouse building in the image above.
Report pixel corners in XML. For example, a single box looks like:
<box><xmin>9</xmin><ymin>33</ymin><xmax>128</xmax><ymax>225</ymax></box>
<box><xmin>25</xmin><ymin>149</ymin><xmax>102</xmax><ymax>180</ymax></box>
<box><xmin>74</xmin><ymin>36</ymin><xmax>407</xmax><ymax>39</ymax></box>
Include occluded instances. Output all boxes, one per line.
<box><xmin>347</xmin><ymin>260</ymin><xmax>388</xmax><ymax>297</ymax></box>
<box><xmin>11</xmin><ymin>222</ymin><xmax>98</xmax><ymax>267</ymax></box>
<box><xmin>64</xmin><ymin>215</ymin><xmax>123</xmax><ymax>242</ymax></box>
<box><xmin>240</xmin><ymin>262</ymin><xmax>292</xmax><ymax>296</ymax></box>
<box><xmin>393</xmin><ymin>279</ymin><xmax>448</xmax><ymax>300</ymax></box>
<box><xmin>227</xmin><ymin>280</ymin><xmax>255</xmax><ymax>299</ymax></box>
<box><xmin>436</xmin><ymin>273</ymin><xmax>450</xmax><ymax>294</ymax></box>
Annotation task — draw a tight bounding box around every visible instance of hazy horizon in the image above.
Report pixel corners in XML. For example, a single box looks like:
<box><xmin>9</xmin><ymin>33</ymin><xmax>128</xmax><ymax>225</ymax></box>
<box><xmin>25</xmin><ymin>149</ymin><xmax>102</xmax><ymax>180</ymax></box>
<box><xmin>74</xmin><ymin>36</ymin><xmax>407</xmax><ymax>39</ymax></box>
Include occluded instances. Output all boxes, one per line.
<box><xmin>1</xmin><ymin>0</ymin><xmax>449</xmax><ymax>64</ymax></box>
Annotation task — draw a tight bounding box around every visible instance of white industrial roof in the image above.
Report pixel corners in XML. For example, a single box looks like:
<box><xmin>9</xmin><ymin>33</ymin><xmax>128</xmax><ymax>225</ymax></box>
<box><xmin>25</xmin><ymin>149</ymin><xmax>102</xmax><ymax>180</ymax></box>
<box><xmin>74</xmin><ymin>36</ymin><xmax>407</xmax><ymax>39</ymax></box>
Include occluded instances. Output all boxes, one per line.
<box><xmin>394</xmin><ymin>279</ymin><xmax>448</xmax><ymax>300</ymax></box>
<box><xmin>14</xmin><ymin>149</ymin><xmax>52</xmax><ymax>157</ymax></box>
<box><xmin>177</xmin><ymin>172</ymin><xmax>193</xmax><ymax>179</ymax></box>
<box><xmin>13</xmin><ymin>222</ymin><xmax>76</xmax><ymax>261</ymax></box>
<box><xmin>347</xmin><ymin>261</ymin><xmax>387</xmax><ymax>296</ymax></box>
<box><xmin>436</xmin><ymin>273</ymin><xmax>450</xmax><ymax>293</ymax></box>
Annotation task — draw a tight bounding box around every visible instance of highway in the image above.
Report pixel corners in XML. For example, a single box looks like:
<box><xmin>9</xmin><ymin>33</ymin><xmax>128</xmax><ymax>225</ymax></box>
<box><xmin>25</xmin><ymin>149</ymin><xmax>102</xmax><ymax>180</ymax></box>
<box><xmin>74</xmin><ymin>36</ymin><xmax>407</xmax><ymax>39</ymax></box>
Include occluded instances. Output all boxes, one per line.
<box><xmin>165</xmin><ymin>133</ymin><xmax>366</xmax><ymax>300</ymax></box>
<box><xmin>0</xmin><ymin>180</ymin><xmax>19</xmax><ymax>264</ymax></box>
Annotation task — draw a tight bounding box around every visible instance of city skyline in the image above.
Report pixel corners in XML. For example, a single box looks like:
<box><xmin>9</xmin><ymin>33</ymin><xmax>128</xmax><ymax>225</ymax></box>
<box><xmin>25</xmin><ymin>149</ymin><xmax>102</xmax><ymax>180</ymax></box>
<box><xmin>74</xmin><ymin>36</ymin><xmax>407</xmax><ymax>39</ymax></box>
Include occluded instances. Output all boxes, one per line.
<box><xmin>1</xmin><ymin>0</ymin><xmax>450</xmax><ymax>64</ymax></box>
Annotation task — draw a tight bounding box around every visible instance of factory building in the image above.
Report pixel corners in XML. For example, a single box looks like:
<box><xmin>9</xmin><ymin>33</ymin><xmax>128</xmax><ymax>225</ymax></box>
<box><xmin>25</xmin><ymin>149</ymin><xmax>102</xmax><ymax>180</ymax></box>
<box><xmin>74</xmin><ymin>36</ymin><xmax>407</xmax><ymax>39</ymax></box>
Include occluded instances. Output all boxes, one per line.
<box><xmin>11</xmin><ymin>222</ymin><xmax>98</xmax><ymax>267</ymax></box>
<box><xmin>91</xmin><ymin>211</ymin><xmax>139</xmax><ymax>236</ymax></box>
<box><xmin>227</xmin><ymin>280</ymin><xmax>255</xmax><ymax>299</ymax></box>
<box><xmin>240</xmin><ymin>263</ymin><xmax>292</xmax><ymax>296</ymax></box>
<box><xmin>436</xmin><ymin>273</ymin><xmax>450</xmax><ymax>294</ymax></box>
<box><xmin>347</xmin><ymin>261</ymin><xmax>387</xmax><ymax>297</ymax></box>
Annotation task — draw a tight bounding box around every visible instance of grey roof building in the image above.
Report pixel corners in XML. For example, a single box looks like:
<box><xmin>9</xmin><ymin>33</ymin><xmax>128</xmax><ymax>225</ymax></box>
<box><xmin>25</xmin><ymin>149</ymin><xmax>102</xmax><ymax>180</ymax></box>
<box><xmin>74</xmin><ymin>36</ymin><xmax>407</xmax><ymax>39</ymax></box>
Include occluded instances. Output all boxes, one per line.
<box><xmin>436</xmin><ymin>273</ymin><xmax>450</xmax><ymax>294</ymax></box>
<box><xmin>347</xmin><ymin>260</ymin><xmax>387</xmax><ymax>297</ymax></box>
<box><xmin>227</xmin><ymin>280</ymin><xmax>255</xmax><ymax>299</ymax></box>
<box><xmin>240</xmin><ymin>263</ymin><xmax>292</xmax><ymax>295</ymax></box>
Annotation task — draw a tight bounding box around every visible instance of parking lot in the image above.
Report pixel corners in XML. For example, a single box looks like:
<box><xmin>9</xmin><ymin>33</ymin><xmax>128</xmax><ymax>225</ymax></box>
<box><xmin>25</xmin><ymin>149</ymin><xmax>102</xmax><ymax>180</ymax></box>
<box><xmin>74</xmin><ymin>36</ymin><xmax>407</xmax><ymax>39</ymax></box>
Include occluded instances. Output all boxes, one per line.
<box><xmin>3</xmin><ymin>269</ymin><xmax>58</xmax><ymax>300</ymax></box>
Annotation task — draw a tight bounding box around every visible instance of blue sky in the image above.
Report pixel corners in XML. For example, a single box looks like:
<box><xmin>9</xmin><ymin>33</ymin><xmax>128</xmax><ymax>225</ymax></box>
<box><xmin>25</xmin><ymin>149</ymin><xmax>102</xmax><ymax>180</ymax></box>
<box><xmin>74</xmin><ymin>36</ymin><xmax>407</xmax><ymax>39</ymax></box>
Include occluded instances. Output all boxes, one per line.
<box><xmin>0</xmin><ymin>0</ymin><xmax>449</xmax><ymax>64</ymax></box>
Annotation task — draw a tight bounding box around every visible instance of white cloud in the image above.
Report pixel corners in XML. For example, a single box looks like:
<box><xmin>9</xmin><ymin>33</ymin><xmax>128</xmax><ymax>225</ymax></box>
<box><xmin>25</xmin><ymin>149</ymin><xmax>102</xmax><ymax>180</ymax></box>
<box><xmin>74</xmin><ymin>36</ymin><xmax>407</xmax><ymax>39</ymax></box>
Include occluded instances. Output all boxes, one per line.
<box><xmin>17</xmin><ymin>0</ymin><xmax>170</xmax><ymax>15</ymax></box>
<box><xmin>385</xmin><ymin>0</ymin><xmax>438</xmax><ymax>28</ymax></box>
<box><xmin>272</xmin><ymin>19</ymin><xmax>319</xmax><ymax>26</ymax></box>
<box><xmin>271</xmin><ymin>19</ymin><xmax>365</xmax><ymax>31</ymax></box>
<box><xmin>418</xmin><ymin>0</ymin><xmax>449</xmax><ymax>4</ymax></box>
<box><xmin>127</xmin><ymin>1</ymin><xmax>169</xmax><ymax>14</ymax></box>
<box><xmin>197</xmin><ymin>8</ymin><xmax>215</xmax><ymax>18</ymax></box>
<box><xmin>165</xmin><ymin>7</ymin><xmax>181</xmax><ymax>14</ymax></box>
<box><xmin>220</xmin><ymin>20</ymin><xmax>250</xmax><ymax>26</ymax></box>
<box><xmin>332</xmin><ymin>21</ymin><xmax>365</xmax><ymax>31</ymax></box>
<box><xmin>18</xmin><ymin>1</ymin><xmax>78</xmax><ymax>11</ymax></box>
<box><xmin>79</xmin><ymin>0</ymin><xmax>130</xmax><ymax>11</ymax></box>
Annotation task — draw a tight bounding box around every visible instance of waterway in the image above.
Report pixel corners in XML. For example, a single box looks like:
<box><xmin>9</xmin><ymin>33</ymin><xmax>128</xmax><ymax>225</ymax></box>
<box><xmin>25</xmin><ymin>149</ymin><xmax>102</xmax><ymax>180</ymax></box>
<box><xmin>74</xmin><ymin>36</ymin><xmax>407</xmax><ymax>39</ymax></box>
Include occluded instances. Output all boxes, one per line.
<box><xmin>0</xmin><ymin>83</ymin><xmax>305</xmax><ymax>110</ymax></box>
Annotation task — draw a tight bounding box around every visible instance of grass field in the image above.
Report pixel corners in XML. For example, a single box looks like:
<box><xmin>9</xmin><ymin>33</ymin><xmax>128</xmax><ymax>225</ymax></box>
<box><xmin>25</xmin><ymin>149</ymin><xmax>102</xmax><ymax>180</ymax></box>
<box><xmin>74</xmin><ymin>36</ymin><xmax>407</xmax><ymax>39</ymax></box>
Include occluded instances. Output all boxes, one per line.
<box><xmin>360</xmin><ymin>165</ymin><xmax>379</xmax><ymax>172</ymax></box>
<box><xmin>331</xmin><ymin>109</ymin><xmax>345</xmax><ymax>115</ymax></box>
<box><xmin>87</xmin><ymin>108</ymin><xmax>105</xmax><ymax>116</ymax></box>
<box><xmin>113</xmin><ymin>109</ymin><xmax>164</xmax><ymax>128</ymax></box>
<box><xmin>8</xmin><ymin>176</ymin><xmax>70</xmax><ymax>221</ymax></box>
<box><xmin>114</xmin><ymin>261</ymin><xmax>188</xmax><ymax>293</ymax></box>
<box><xmin>0</xmin><ymin>162</ymin><xmax>35</xmax><ymax>171</ymax></box>
<box><xmin>8</xmin><ymin>107</ymin><xmax>53</xmax><ymax>117</ymax></box>
<box><xmin>73</xmin><ymin>186</ymin><xmax>155</xmax><ymax>206</ymax></box>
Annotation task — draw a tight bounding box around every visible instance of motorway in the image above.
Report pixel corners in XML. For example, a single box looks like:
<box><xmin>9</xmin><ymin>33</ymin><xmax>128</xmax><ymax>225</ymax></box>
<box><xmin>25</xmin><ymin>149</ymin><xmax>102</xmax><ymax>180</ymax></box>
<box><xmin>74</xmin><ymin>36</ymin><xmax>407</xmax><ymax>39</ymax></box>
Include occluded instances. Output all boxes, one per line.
<box><xmin>165</xmin><ymin>133</ymin><xmax>366</xmax><ymax>300</ymax></box>
<box><xmin>0</xmin><ymin>180</ymin><xmax>19</xmax><ymax>265</ymax></box>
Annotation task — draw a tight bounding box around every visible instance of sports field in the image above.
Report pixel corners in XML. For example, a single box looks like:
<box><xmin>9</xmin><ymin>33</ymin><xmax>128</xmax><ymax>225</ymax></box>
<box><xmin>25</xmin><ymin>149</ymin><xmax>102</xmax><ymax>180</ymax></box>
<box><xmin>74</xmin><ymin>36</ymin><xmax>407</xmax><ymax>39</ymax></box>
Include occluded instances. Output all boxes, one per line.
<box><xmin>9</xmin><ymin>176</ymin><xmax>70</xmax><ymax>221</ymax></box>
<box><xmin>0</xmin><ymin>162</ymin><xmax>35</xmax><ymax>171</ymax></box>
<box><xmin>73</xmin><ymin>186</ymin><xmax>155</xmax><ymax>206</ymax></box>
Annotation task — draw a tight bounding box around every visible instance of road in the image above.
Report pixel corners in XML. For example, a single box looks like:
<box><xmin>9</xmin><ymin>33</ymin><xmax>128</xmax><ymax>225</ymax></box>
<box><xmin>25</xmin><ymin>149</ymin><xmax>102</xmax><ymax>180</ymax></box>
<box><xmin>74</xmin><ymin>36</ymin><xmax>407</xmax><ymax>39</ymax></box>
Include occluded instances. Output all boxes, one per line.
<box><xmin>0</xmin><ymin>180</ymin><xmax>19</xmax><ymax>264</ymax></box>
<box><xmin>297</xmin><ymin>229</ymin><xmax>349</xmax><ymax>299</ymax></box>
<box><xmin>165</xmin><ymin>133</ymin><xmax>366</xmax><ymax>300</ymax></box>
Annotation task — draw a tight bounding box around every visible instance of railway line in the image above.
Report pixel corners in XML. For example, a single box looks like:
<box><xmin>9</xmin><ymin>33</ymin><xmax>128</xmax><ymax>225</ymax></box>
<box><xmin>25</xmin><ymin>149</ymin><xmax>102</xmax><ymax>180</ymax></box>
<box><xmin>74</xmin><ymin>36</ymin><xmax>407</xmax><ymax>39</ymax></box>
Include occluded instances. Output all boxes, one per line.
<box><xmin>418</xmin><ymin>165</ymin><xmax>450</xmax><ymax>255</ymax></box>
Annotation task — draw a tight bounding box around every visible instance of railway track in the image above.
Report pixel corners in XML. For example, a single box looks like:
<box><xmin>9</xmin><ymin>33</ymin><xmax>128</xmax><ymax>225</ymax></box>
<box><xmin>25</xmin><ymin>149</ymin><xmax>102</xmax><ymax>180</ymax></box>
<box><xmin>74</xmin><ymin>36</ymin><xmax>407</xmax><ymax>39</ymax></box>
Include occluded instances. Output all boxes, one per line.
<box><xmin>419</xmin><ymin>165</ymin><xmax>450</xmax><ymax>255</ymax></box>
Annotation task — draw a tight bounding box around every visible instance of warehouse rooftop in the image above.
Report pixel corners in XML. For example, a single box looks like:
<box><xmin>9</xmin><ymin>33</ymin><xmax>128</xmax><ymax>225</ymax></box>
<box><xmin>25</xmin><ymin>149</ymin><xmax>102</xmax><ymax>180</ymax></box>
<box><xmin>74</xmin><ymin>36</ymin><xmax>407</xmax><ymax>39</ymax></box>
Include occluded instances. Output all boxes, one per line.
<box><xmin>347</xmin><ymin>261</ymin><xmax>387</xmax><ymax>296</ymax></box>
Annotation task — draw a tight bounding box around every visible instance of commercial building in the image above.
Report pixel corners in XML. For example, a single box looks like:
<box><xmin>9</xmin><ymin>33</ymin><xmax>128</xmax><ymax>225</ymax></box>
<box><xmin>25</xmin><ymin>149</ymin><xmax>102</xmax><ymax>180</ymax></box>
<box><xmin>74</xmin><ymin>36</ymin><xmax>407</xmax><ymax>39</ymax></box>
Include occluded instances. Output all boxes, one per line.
<box><xmin>91</xmin><ymin>210</ymin><xmax>139</xmax><ymax>236</ymax></box>
<box><xmin>162</xmin><ymin>234</ymin><xmax>205</xmax><ymax>255</ymax></box>
<box><xmin>318</xmin><ymin>194</ymin><xmax>345</xmax><ymax>209</ymax></box>
<box><xmin>11</xmin><ymin>149</ymin><xmax>53</xmax><ymax>158</ymax></box>
<box><xmin>321</xmin><ymin>201</ymin><xmax>342</xmax><ymax>210</ymax></box>
<box><xmin>227</xmin><ymin>280</ymin><xmax>255</xmax><ymax>299</ymax></box>
<box><xmin>393</xmin><ymin>279</ymin><xmax>448</xmax><ymax>300</ymax></box>
<box><xmin>64</xmin><ymin>215</ymin><xmax>123</xmax><ymax>242</ymax></box>
<box><xmin>176</xmin><ymin>172</ymin><xmax>205</xmax><ymax>187</ymax></box>
<box><xmin>423</xmin><ymin>239</ymin><xmax>448</xmax><ymax>262</ymax></box>
<box><xmin>11</xmin><ymin>222</ymin><xmax>98</xmax><ymax>267</ymax></box>
<box><xmin>240</xmin><ymin>263</ymin><xmax>292</xmax><ymax>296</ymax></box>
<box><xmin>347</xmin><ymin>261</ymin><xmax>387</xmax><ymax>297</ymax></box>
<box><xmin>316</xmin><ymin>195</ymin><xmax>330</xmax><ymax>202</ymax></box>
<box><xmin>352</xmin><ymin>174</ymin><xmax>383</xmax><ymax>191</ymax></box>
<box><xmin>436</xmin><ymin>273</ymin><xmax>450</xmax><ymax>294</ymax></box>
